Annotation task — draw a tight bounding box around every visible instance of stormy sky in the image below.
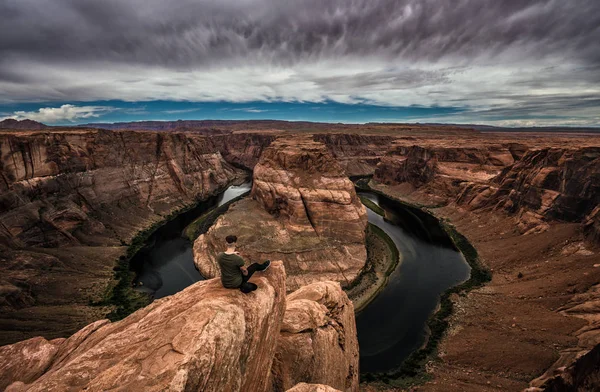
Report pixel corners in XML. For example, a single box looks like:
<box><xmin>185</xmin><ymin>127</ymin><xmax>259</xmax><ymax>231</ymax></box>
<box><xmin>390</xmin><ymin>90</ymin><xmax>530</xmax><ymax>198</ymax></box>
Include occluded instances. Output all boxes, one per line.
<box><xmin>1</xmin><ymin>0</ymin><xmax>599</xmax><ymax>126</ymax></box>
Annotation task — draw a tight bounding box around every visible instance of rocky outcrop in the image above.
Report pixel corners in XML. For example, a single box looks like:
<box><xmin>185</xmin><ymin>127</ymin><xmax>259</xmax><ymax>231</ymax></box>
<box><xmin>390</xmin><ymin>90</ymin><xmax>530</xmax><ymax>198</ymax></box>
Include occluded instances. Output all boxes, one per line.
<box><xmin>313</xmin><ymin>134</ymin><xmax>395</xmax><ymax>177</ymax></box>
<box><xmin>252</xmin><ymin>137</ymin><xmax>367</xmax><ymax>240</ymax></box>
<box><xmin>0</xmin><ymin>129</ymin><xmax>245</xmax><ymax>345</ymax></box>
<box><xmin>272</xmin><ymin>281</ymin><xmax>359</xmax><ymax>392</ymax></box>
<box><xmin>374</xmin><ymin>146</ymin><xmax>438</xmax><ymax>188</ymax></box>
<box><xmin>0</xmin><ymin>261</ymin><xmax>287</xmax><ymax>392</ymax></box>
<box><xmin>194</xmin><ymin>136</ymin><xmax>368</xmax><ymax>292</ymax></box>
<box><xmin>457</xmin><ymin>147</ymin><xmax>600</xmax><ymax>237</ymax></box>
<box><xmin>536</xmin><ymin>343</ymin><xmax>600</xmax><ymax>391</ymax></box>
<box><xmin>286</xmin><ymin>383</ymin><xmax>342</xmax><ymax>392</ymax></box>
<box><xmin>210</xmin><ymin>133</ymin><xmax>277</xmax><ymax>170</ymax></box>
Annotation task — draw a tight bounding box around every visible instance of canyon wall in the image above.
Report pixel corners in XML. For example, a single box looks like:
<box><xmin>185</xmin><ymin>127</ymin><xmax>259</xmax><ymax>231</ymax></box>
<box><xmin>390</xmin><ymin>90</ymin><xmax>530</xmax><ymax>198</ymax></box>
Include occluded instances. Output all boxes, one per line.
<box><xmin>367</xmin><ymin>138</ymin><xmax>600</xmax><ymax>390</ymax></box>
<box><xmin>457</xmin><ymin>147</ymin><xmax>600</xmax><ymax>236</ymax></box>
<box><xmin>314</xmin><ymin>134</ymin><xmax>395</xmax><ymax>177</ymax></box>
<box><xmin>0</xmin><ymin>129</ymin><xmax>258</xmax><ymax>345</ymax></box>
<box><xmin>372</xmin><ymin>143</ymin><xmax>600</xmax><ymax>242</ymax></box>
<box><xmin>194</xmin><ymin>136</ymin><xmax>368</xmax><ymax>292</ymax></box>
<box><xmin>0</xmin><ymin>263</ymin><xmax>359</xmax><ymax>392</ymax></box>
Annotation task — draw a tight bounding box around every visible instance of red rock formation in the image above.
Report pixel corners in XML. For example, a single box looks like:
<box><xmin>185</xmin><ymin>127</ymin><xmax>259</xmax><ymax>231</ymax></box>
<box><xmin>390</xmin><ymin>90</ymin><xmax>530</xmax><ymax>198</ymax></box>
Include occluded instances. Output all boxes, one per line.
<box><xmin>0</xmin><ymin>130</ymin><xmax>246</xmax><ymax>345</ymax></box>
<box><xmin>0</xmin><ymin>262</ymin><xmax>287</xmax><ymax>392</ymax></box>
<box><xmin>313</xmin><ymin>133</ymin><xmax>395</xmax><ymax>177</ymax></box>
<box><xmin>286</xmin><ymin>383</ymin><xmax>343</xmax><ymax>392</ymax></box>
<box><xmin>194</xmin><ymin>136</ymin><xmax>368</xmax><ymax>292</ymax></box>
<box><xmin>252</xmin><ymin>137</ymin><xmax>367</xmax><ymax>240</ymax></box>
<box><xmin>210</xmin><ymin>133</ymin><xmax>277</xmax><ymax>170</ymax></box>
<box><xmin>458</xmin><ymin>147</ymin><xmax>600</xmax><ymax>237</ymax></box>
<box><xmin>374</xmin><ymin>146</ymin><xmax>438</xmax><ymax>188</ymax></box>
<box><xmin>272</xmin><ymin>281</ymin><xmax>359</xmax><ymax>392</ymax></box>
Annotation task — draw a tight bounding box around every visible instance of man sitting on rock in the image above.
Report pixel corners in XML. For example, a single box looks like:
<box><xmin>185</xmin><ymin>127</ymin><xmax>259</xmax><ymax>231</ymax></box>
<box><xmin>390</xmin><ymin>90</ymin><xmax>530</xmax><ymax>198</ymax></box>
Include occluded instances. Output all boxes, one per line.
<box><xmin>217</xmin><ymin>235</ymin><xmax>270</xmax><ymax>293</ymax></box>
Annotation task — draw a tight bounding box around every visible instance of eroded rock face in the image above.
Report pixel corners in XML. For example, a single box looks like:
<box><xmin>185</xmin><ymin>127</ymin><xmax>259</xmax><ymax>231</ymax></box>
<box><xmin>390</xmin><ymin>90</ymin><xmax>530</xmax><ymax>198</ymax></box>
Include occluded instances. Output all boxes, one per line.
<box><xmin>286</xmin><ymin>383</ymin><xmax>343</xmax><ymax>392</ymax></box>
<box><xmin>313</xmin><ymin>134</ymin><xmax>395</xmax><ymax>177</ymax></box>
<box><xmin>458</xmin><ymin>147</ymin><xmax>600</xmax><ymax>237</ymax></box>
<box><xmin>374</xmin><ymin>146</ymin><xmax>438</xmax><ymax>188</ymax></box>
<box><xmin>0</xmin><ymin>130</ymin><xmax>245</xmax><ymax>345</ymax></box>
<box><xmin>194</xmin><ymin>136</ymin><xmax>368</xmax><ymax>292</ymax></box>
<box><xmin>272</xmin><ymin>282</ymin><xmax>359</xmax><ymax>392</ymax></box>
<box><xmin>252</xmin><ymin>137</ymin><xmax>367</xmax><ymax>241</ymax></box>
<box><xmin>0</xmin><ymin>262</ymin><xmax>287</xmax><ymax>392</ymax></box>
<box><xmin>536</xmin><ymin>343</ymin><xmax>600</xmax><ymax>391</ymax></box>
<box><xmin>372</xmin><ymin>144</ymin><xmax>516</xmax><ymax>206</ymax></box>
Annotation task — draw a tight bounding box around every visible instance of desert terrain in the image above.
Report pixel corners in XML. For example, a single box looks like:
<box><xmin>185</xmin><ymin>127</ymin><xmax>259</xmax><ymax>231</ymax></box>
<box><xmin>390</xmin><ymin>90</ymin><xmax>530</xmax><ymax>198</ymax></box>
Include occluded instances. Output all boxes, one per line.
<box><xmin>0</xmin><ymin>120</ymin><xmax>599</xmax><ymax>391</ymax></box>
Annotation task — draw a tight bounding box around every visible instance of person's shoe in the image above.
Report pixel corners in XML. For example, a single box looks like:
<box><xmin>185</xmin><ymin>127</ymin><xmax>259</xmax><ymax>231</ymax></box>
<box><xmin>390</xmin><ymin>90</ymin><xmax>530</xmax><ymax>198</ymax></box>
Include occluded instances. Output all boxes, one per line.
<box><xmin>258</xmin><ymin>259</ymin><xmax>271</xmax><ymax>271</ymax></box>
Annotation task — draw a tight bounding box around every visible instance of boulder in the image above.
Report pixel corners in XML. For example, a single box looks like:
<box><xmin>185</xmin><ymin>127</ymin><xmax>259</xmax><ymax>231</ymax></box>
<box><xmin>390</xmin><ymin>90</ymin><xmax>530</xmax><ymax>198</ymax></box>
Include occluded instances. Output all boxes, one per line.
<box><xmin>0</xmin><ymin>261</ymin><xmax>287</xmax><ymax>392</ymax></box>
<box><xmin>271</xmin><ymin>282</ymin><xmax>359</xmax><ymax>392</ymax></box>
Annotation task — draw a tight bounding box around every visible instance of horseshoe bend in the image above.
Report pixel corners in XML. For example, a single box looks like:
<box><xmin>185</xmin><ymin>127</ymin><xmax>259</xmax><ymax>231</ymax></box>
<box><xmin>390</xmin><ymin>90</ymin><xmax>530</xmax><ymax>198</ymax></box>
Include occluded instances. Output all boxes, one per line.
<box><xmin>0</xmin><ymin>121</ymin><xmax>598</xmax><ymax>391</ymax></box>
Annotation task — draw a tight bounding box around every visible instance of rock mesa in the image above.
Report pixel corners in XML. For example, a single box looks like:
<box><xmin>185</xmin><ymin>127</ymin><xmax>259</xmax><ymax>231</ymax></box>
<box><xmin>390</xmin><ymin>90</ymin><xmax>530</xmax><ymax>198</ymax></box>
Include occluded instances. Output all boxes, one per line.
<box><xmin>194</xmin><ymin>136</ymin><xmax>368</xmax><ymax>292</ymax></box>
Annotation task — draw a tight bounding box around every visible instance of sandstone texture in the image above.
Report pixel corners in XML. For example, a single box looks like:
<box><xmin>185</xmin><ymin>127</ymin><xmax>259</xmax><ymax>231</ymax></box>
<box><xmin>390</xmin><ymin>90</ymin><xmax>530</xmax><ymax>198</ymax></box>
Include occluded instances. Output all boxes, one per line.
<box><xmin>194</xmin><ymin>136</ymin><xmax>368</xmax><ymax>292</ymax></box>
<box><xmin>0</xmin><ymin>129</ymin><xmax>249</xmax><ymax>345</ymax></box>
<box><xmin>538</xmin><ymin>343</ymin><xmax>600</xmax><ymax>391</ymax></box>
<box><xmin>313</xmin><ymin>134</ymin><xmax>395</xmax><ymax>177</ymax></box>
<box><xmin>272</xmin><ymin>281</ymin><xmax>359</xmax><ymax>392</ymax></box>
<box><xmin>0</xmin><ymin>264</ymin><xmax>359</xmax><ymax>392</ymax></box>
<box><xmin>0</xmin><ymin>262</ymin><xmax>287</xmax><ymax>392</ymax></box>
<box><xmin>457</xmin><ymin>147</ymin><xmax>600</xmax><ymax>236</ymax></box>
<box><xmin>286</xmin><ymin>383</ymin><xmax>343</xmax><ymax>392</ymax></box>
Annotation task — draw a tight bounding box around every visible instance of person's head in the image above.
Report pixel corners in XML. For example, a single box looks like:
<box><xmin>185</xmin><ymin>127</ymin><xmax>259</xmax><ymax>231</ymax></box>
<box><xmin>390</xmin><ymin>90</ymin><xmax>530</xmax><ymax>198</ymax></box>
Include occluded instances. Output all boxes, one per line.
<box><xmin>225</xmin><ymin>235</ymin><xmax>237</xmax><ymax>247</ymax></box>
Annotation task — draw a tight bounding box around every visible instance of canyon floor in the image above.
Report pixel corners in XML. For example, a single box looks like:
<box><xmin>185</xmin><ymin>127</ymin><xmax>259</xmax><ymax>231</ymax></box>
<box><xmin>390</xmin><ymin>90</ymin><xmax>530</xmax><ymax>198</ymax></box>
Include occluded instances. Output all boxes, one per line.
<box><xmin>365</xmin><ymin>183</ymin><xmax>600</xmax><ymax>392</ymax></box>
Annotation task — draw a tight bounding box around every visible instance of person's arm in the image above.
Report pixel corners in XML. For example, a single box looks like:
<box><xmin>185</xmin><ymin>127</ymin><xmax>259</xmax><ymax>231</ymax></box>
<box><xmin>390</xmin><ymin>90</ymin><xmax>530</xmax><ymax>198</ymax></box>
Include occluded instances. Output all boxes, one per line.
<box><xmin>236</xmin><ymin>253</ymin><xmax>248</xmax><ymax>275</ymax></box>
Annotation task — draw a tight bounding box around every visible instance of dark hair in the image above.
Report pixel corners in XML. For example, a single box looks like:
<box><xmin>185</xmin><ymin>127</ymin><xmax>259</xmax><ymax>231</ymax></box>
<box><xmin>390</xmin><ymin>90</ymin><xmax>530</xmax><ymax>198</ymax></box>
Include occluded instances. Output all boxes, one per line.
<box><xmin>225</xmin><ymin>235</ymin><xmax>238</xmax><ymax>244</ymax></box>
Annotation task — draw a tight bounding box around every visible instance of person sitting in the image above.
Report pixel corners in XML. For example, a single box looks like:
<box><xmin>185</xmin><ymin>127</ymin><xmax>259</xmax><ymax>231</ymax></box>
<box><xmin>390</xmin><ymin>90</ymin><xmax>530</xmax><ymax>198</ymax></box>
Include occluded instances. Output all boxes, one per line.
<box><xmin>216</xmin><ymin>234</ymin><xmax>270</xmax><ymax>293</ymax></box>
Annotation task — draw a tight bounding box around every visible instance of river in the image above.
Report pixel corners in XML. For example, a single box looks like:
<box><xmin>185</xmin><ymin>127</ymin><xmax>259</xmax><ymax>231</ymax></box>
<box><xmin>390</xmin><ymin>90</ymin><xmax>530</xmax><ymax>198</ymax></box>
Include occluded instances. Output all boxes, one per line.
<box><xmin>130</xmin><ymin>182</ymin><xmax>252</xmax><ymax>298</ymax></box>
<box><xmin>129</xmin><ymin>183</ymin><xmax>471</xmax><ymax>375</ymax></box>
<box><xmin>356</xmin><ymin>191</ymin><xmax>470</xmax><ymax>373</ymax></box>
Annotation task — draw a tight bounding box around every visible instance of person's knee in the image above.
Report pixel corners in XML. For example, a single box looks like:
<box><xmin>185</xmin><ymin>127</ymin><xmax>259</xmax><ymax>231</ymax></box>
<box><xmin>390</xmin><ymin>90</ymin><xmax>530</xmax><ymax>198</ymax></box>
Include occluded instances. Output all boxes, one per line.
<box><xmin>240</xmin><ymin>282</ymin><xmax>257</xmax><ymax>294</ymax></box>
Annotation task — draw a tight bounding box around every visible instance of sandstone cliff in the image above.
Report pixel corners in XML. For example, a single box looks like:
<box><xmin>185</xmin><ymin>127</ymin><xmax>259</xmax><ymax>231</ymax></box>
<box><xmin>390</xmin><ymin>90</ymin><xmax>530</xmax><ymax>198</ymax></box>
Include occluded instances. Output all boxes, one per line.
<box><xmin>0</xmin><ymin>264</ymin><xmax>359</xmax><ymax>392</ymax></box>
<box><xmin>313</xmin><ymin>134</ymin><xmax>395</xmax><ymax>177</ymax></box>
<box><xmin>0</xmin><ymin>129</ymin><xmax>246</xmax><ymax>345</ymax></box>
<box><xmin>457</xmin><ymin>147</ymin><xmax>600</xmax><ymax>237</ymax></box>
<box><xmin>372</xmin><ymin>143</ymin><xmax>600</xmax><ymax>243</ymax></box>
<box><xmin>0</xmin><ymin>262</ymin><xmax>287</xmax><ymax>392</ymax></box>
<box><xmin>372</xmin><ymin>143</ymin><xmax>517</xmax><ymax>206</ymax></box>
<box><xmin>272</xmin><ymin>281</ymin><xmax>359</xmax><ymax>392</ymax></box>
<box><xmin>194</xmin><ymin>136</ymin><xmax>368</xmax><ymax>292</ymax></box>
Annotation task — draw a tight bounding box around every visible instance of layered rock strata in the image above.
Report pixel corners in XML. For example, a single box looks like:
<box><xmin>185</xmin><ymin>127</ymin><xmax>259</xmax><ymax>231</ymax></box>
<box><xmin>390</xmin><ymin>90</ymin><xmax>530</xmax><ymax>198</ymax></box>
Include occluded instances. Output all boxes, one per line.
<box><xmin>0</xmin><ymin>262</ymin><xmax>287</xmax><ymax>392</ymax></box>
<box><xmin>0</xmin><ymin>130</ymin><xmax>246</xmax><ymax>345</ymax></box>
<box><xmin>0</xmin><ymin>264</ymin><xmax>359</xmax><ymax>392</ymax></box>
<box><xmin>272</xmin><ymin>281</ymin><xmax>359</xmax><ymax>392</ymax></box>
<box><xmin>313</xmin><ymin>134</ymin><xmax>395</xmax><ymax>177</ymax></box>
<box><xmin>457</xmin><ymin>147</ymin><xmax>600</xmax><ymax>236</ymax></box>
<box><xmin>286</xmin><ymin>384</ymin><xmax>343</xmax><ymax>392</ymax></box>
<box><xmin>194</xmin><ymin>136</ymin><xmax>368</xmax><ymax>292</ymax></box>
<box><xmin>372</xmin><ymin>143</ymin><xmax>518</xmax><ymax>207</ymax></box>
<box><xmin>367</xmin><ymin>143</ymin><xmax>600</xmax><ymax>390</ymax></box>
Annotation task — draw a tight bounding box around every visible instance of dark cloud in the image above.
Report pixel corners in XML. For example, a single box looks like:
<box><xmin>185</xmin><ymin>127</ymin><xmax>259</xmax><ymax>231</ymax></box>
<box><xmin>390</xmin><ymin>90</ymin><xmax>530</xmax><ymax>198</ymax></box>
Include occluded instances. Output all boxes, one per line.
<box><xmin>1</xmin><ymin>0</ymin><xmax>599</xmax><ymax>67</ymax></box>
<box><xmin>0</xmin><ymin>0</ymin><xmax>599</xmax><ymax>126</ymax></box>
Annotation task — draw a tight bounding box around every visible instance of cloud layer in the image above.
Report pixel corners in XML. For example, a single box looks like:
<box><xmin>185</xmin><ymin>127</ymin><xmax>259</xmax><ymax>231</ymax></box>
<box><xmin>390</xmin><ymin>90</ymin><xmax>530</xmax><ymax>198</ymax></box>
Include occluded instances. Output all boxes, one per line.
<box><xmin>0</xmin><ymin>0</ymin><xmax>599</xmax><ymax>125</ymax></box>
<box><xmin>2</xmin><ymin>104</ymin><xmax>114</xmax><ymax>123</ymax></box>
